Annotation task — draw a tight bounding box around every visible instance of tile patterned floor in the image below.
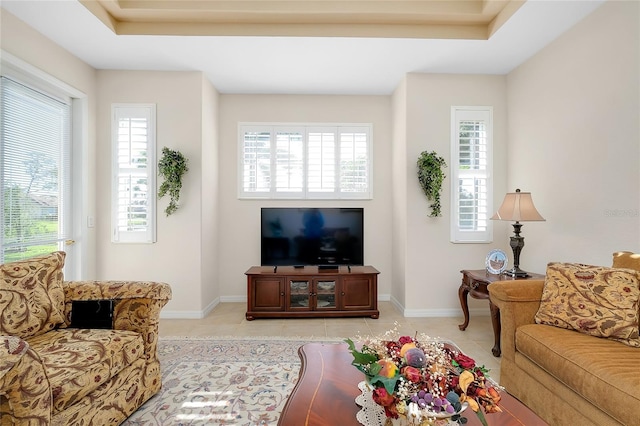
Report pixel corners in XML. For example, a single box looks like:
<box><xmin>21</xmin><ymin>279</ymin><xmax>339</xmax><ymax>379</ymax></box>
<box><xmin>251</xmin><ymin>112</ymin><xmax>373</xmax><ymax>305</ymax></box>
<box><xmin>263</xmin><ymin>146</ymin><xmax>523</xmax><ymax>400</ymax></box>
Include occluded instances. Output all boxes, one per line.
<box><xmin>159</xmin><ymin>301</ymin><xmax>502</xmax><ymax>382</ymax></box>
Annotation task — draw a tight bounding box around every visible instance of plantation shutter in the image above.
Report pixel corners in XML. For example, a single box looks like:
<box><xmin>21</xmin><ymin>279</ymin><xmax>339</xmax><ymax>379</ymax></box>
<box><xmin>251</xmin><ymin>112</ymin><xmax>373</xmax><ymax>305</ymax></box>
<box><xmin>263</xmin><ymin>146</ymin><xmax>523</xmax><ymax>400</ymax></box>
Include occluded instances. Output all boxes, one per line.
<box><xmin>450</xmin><ymin>107</ymin><xmax>493</xmax><ymax>243</ymax></box>
<box><xmin>307</xmin><ymin>130</ymin><xmax>336</xmax><ymax>193</ymax></box>
<box><xmin>239</xmin><ymin>123</ymin><xmax>372</xmax><ymax>199</ymax></box>
<box><xmin>111</xmin><ymin>104</ymin><xmax>156</xmax><ymax>243</ymax></box>
<box><xmin>339</xmin><ymin>128</ymin><xmax>369</xmax><ymax>194</ymax></box>
<box><xmin>0</xmin><ymin>76</ymin><xmax>72</xmax><ymax>262</ymax></box>
<box><xmin>275</xmin><ymin>130</ymin><xmax>304</xmax><ymax>193</ymax></box>
<box><xmin>242</xmin><ymin>129</ymin><xmax>271</xmax><ymax>193</ymax></box>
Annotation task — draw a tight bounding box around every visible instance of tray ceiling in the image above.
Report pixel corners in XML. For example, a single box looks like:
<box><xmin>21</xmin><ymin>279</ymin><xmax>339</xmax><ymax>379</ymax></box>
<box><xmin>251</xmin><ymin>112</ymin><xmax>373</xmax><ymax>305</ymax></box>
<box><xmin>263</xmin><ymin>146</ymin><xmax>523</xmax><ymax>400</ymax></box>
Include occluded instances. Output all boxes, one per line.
<box><xmin>80</xmin><ymin>0</ymin><xmax>525</xmax><ymax>39</ymax></box>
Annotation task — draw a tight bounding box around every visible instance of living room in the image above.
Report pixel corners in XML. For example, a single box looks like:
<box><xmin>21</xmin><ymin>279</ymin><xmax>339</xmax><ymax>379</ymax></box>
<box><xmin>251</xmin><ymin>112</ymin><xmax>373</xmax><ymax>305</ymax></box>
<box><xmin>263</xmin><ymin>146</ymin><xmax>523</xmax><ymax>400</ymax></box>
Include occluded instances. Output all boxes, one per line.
<box><xmin>3</xmin><ymin>0</ymin><xmax>637</xmax><ymax>322</ymax></box>
<box><xmin>1</xmin><ymin>1</ymin><xmax>639</xmax><ymax>425</ymax></box>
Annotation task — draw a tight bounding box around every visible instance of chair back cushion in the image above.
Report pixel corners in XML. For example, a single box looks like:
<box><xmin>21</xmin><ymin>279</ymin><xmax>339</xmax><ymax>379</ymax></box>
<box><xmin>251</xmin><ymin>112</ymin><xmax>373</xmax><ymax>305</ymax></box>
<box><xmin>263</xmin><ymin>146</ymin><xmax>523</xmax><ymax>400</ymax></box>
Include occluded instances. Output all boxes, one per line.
<box><xmin>613</xmin><ymin>251</ymin><xmax>640</xmax><ymax>271</ymax></box>
<box><xmin>0</xmin><ymin>251</ymin><xmax>66</xmax><ymax>338</ymax></box>
<box><xmin>535</xmin><ymin>262</ymin><xmax>640</xmax><ymax>347</ymax></box>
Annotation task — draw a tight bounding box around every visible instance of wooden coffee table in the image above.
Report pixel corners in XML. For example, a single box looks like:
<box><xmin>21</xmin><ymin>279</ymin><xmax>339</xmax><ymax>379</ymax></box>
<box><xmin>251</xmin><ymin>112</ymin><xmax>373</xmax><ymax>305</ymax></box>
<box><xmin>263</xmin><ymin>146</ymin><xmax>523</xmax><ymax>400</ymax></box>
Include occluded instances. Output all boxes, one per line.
<box><xmin>278</xmin><ymin>342</ymin><xmax>547</xmax><ymax>426</ymax></box>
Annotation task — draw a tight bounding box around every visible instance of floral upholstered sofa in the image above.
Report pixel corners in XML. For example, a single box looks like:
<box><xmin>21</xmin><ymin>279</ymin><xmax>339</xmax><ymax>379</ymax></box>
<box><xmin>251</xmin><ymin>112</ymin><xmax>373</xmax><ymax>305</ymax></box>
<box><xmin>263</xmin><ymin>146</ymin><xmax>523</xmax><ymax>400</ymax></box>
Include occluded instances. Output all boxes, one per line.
<box><xmin>0</xmin><ymin>251</ymin><xmax>172</xmax><ymax>425</ymax></box>
<box><xmin>489</xmin><ymin>252</ymin><xmax>640</xmax><ymax>426</ymax></box>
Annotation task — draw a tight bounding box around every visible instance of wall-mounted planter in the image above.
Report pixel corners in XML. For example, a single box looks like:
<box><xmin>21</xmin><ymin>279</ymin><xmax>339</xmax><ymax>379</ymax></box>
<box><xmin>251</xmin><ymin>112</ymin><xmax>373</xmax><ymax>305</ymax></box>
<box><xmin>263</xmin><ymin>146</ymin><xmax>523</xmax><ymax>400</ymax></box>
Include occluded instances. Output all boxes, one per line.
<box><xmin>417</xmin><ymin>151</ymin><xmax>447</xmax><ymax>217</ymax></box>
<box><xmin>158</xmin><ymin>147</ymin><xmax>189</xmax><ymax>216</ymax></box>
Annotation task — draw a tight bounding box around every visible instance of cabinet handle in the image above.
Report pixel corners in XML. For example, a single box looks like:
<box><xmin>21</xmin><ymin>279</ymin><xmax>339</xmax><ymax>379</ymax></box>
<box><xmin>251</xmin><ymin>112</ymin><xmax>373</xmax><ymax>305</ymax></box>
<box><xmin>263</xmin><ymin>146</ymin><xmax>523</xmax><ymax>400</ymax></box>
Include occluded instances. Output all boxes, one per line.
<box><xmin>280</xmin><ymin>292</ymin><xmax>285</xmax><ymax>296</ymax></box>
<box><xmin>341</xmin><ymin>292</ymin><xmax>345</xmax><ymax>296</ymax></box>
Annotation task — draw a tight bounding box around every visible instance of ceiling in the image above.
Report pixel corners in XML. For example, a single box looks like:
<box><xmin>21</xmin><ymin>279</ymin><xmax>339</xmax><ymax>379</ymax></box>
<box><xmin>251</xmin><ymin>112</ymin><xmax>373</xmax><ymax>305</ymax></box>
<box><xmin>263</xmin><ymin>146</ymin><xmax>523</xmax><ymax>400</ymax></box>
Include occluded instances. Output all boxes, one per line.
<box><xmin>78</xmin><ymin>0</ymin><xmax>524</xmax><ymax>39</ymax></box>
<box><xmin>1</xmin><ymin>0</ymin><xmax>605</xmax><ymax>95</ymax></box>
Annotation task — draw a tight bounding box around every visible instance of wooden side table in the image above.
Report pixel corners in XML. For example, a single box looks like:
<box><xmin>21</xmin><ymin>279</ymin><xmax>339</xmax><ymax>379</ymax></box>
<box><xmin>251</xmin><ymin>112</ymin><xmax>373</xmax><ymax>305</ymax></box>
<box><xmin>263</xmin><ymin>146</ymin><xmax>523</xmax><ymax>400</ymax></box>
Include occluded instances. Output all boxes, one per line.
<box><xmin>458</xmin><ymin>269</ymin><xmax>544</xmax><ymax>357</ymax></box>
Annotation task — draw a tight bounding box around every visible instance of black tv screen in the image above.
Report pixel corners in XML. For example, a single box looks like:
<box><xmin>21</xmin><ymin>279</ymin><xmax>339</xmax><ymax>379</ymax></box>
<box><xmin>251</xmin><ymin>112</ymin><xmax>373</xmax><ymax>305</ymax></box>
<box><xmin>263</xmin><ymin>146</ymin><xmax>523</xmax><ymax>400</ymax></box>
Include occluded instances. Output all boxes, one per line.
<box><xmin>261</xmin><ymin>207</ymin><xmax>364</xmax><ymax>266</ymax></box>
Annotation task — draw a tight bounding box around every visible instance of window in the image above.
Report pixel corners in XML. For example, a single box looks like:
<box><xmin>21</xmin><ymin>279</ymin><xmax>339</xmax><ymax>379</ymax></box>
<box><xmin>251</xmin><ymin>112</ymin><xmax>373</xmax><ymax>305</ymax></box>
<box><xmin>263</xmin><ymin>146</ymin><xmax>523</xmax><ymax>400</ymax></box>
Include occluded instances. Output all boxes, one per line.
<box><xmin>450</xmin><ymin>107</ymin><xmax>493</xmax><ymax>243</ymax></box>
<box><xmin>0</xmin><ymin>76</ymin><xmax>72</xmax><ymax>263</ymax></box>
<box><xmin>111</xmin><ymin>104</ymin><xmax>156</xmax><ymax>243</ymax></box>
<box><xmin>239</xmin><ymin>124</ymin><xmax>372</xmax><ymax>199</ymax></box>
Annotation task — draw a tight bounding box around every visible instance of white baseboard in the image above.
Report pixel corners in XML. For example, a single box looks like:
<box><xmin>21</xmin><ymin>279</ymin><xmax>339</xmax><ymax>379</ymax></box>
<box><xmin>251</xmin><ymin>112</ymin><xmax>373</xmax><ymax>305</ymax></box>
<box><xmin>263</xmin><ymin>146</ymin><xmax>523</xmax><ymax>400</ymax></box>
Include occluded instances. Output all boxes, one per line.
<box><xmin>160</xmin><ymin>294</ymin><xmax>486</xmax><ymax>319</ymax></box>
<box><xmin>160</xmin><ymin>297</ymin><xmax>220</xmax><ymax>319</ymax></box>
<box><xmin>389</xmin><ymin>295</ymin><xmax>489</xmax><ymax>318</ymax></box>
<box><xmin>220</xmin><ymin>295</ymin><xmax>247</xmax><ymax>303</ymax></box>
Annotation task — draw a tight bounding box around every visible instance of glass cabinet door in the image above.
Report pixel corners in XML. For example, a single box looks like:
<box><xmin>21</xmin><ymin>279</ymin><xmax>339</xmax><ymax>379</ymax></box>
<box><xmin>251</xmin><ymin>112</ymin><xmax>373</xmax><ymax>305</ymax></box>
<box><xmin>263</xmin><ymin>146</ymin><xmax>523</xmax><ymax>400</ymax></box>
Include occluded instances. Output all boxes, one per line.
<box><xmin>289</xmin><ymin>280</ymin><xmax>310</xmax><ymax>309</ymax></box>
<box><xmin>315</xmin><ymin>279</ymin><xmax>337</xmax><ymax>309</ymax></box>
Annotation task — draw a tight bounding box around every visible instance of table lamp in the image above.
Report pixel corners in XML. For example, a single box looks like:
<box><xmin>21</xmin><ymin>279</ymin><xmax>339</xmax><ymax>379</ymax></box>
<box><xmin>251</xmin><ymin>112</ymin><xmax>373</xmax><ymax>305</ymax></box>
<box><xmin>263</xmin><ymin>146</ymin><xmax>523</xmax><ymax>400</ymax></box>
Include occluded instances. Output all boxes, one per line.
<box><xmin>491</xmin><ymin>189</ymin><xmax>545</xmax><ymax>277</ymax></box>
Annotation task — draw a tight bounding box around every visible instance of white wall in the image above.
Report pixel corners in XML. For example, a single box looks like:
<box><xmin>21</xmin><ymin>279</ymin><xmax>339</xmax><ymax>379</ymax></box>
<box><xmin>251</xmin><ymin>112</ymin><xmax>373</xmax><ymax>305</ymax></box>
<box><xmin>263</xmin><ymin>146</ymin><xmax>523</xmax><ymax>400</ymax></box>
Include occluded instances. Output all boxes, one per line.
<box><xmin>95</xmin><ymin>70</ymin><xmax>209</xmax><ymax>315</ymax></box>
<box><xmin>506</xmin><ymin>0</ymin><xmax>640</xmax><ymax>271</ymax></box>
<box><xmin>217</xmin><ymin>95</ymin><xmax>393</xmax><ymax>300</ymax></box>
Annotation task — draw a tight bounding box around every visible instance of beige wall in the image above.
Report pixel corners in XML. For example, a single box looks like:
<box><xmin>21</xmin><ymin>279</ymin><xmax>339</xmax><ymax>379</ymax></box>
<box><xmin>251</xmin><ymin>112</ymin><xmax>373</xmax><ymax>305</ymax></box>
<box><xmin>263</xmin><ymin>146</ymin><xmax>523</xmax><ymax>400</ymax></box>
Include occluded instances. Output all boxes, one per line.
<box><xmin>95</xmin><ymin>70</ymin><xmax>210</xmax><ymax>315</ymax></box>
<box><xmin>200</xmin><ymin>75</ymin><xmax>221</xmax><ymax>310</ymax></box>
<box><xmin>217</xmin><ymin>95</ymin><xmax>393</xmax><ymax>299</ymax></box>
<box><xmin>391</xmin><ymin>78</ymin><xmax>408</xmax><ymax>308</ymax></box>
<box><xmin>399</xmin><ymin>74</ymin><xmax>508</xmax><ymax>314</ymax></box>
<box><xmin>506</xmin><ymin>0</ymin><xmax>640</xmax><ymax>271</ymax></box>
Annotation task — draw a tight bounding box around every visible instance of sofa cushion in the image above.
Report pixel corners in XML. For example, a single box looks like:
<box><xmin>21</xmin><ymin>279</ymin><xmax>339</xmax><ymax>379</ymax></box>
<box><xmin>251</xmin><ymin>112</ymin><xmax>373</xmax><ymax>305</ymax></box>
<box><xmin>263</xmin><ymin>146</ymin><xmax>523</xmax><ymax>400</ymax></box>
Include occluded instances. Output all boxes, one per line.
<box><xmin>26</xmin><ymin>328</ymin><xmax>145</xmax><ymax>413</ymax></box>
<box><xmin>0</xmin><ymin>251</ymin><xmax>66</xmax><ymax>339</ymax></box>
<box><xmin>534</xmin><ymin>262</ymin><xmax>640</xmax><ymax>347</ymax></box>
<box><xmin>612</xmin><ymin>251</ymin><xmax>640</xmax><ymax>272</ymax></box>
<box><xmin>516</xmin><ymin>324</ymin><xmax>640</xmax><ymax>425</ymax></box>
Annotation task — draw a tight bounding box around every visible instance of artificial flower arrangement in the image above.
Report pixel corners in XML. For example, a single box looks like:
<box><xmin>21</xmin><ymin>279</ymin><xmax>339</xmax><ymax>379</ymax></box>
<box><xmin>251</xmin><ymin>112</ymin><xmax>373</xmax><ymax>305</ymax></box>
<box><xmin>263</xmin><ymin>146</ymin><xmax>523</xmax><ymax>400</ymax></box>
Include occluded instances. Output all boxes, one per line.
<box><xmin>345</xmin><ymin>327</ymin><xmax>502</xmax><ymax>426</ymax></box>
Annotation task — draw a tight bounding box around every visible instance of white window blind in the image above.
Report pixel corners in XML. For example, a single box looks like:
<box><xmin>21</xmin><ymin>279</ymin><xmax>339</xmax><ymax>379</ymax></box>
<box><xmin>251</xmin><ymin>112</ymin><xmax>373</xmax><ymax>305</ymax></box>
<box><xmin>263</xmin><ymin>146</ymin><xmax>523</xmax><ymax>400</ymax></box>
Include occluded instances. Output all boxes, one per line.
<box><xmin>450</xmin><ymin>107</ymin><xmax>493</xmax><ymax>243</ymax></box>
<box><xmin>111</xmin><ymin>104</ymin><xmax>156</xmax><ymax>243</ymax></box>
<box><xmin>0</xmin><ymin>76</ymin><xmax>72</xmax><ymax>263</ymax></box>
<box><xmin>239</xmin><ymin>123</ymin><xmax>372</xmax><ymax>199</ymax></box>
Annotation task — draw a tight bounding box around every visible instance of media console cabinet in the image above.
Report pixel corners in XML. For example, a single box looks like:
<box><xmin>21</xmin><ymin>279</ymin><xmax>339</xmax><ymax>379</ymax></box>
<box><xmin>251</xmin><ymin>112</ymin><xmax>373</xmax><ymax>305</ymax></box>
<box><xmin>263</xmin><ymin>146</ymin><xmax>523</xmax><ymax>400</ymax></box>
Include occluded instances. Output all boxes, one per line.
<box><xmin>245</xmin><ymin>265</ymin><xmax>379</xmax><ymax>320</ymax></box>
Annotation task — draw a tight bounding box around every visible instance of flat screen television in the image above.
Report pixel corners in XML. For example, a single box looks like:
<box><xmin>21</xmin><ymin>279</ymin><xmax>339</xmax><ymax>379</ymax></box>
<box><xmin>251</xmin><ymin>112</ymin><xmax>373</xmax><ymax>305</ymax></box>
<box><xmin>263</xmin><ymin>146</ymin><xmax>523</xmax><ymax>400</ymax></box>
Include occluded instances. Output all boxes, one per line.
<box><xmin>261</xmin><ymin>207</ymin><xmax>364</xmax><ymax>266</ymax></box>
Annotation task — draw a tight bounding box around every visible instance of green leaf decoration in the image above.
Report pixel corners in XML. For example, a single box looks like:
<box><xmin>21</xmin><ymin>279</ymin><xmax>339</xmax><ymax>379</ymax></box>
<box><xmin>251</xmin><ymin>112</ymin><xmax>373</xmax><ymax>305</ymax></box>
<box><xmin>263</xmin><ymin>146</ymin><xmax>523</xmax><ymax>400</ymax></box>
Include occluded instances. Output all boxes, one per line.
<box><xmin>417</xmin><ymin>151</ymin><xmax>447</xmax><ymax>217</ymax></box>
<box><xmin>475</xmin><ymin>407</ymin><xmax>489</xmax><ymax>426</ymax></box>
<box><xmin>158</xmin><ymin>147</ymin><xmax>189</xmax><ymax>216</ymax></box>
<box><xmin>370</xmin><ymin>375</ymin><xmax>400</xmax><ymax>395</ymax></box>
<box><xmin>344</xmin><ymin>339</ymin><xmax>399</xmax><ymax>394</ymax></box>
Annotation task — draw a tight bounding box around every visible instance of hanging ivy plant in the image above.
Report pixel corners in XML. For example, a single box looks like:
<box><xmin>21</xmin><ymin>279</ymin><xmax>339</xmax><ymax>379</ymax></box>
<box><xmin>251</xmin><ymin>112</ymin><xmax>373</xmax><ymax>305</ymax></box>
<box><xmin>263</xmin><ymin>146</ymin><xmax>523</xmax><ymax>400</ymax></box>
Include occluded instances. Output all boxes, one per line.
<box><xmin>158</xmin><ymin>147</ymin><xmax>189</xmax><ymax>216</ymax></box>
<box><xmin>417</xmin><ymin>151</ymin><xmax>447</xmax><ymax>217</ymax></box>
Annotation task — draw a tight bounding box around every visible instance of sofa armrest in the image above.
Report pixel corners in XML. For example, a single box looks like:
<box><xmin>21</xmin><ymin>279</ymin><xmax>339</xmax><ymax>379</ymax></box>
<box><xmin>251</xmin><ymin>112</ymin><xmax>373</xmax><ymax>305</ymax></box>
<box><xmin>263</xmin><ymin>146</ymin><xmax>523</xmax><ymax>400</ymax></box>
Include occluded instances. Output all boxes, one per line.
<box><xmin>488</xmin><ymin>280</ymin><xmax>544</xmax><ymax>361</ymax></box>
<box><xmin>0</xmin><ymin>336</ymin><xmax>52</xmax><ymax>425</ymax></box>
<box><xmin>61</xmin><ymin>281</ymin><xmax>172</xmax><ymax>361</ymax></box>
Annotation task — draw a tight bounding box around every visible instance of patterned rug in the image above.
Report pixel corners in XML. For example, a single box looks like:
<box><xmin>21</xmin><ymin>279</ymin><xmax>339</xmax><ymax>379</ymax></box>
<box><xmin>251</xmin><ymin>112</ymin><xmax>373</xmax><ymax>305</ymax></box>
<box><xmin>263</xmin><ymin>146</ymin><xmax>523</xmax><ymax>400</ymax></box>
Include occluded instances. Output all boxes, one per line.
<box><xmin>121</xmin><ymin>337</ymin><xmax>340</xmax><ymax>426</ymax></box>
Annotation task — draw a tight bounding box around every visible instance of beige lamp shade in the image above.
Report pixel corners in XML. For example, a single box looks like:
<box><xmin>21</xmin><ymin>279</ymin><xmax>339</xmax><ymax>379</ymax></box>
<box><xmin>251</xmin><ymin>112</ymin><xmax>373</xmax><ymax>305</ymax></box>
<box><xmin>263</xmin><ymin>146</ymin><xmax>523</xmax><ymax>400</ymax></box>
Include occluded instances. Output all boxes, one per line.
<box><xmin>491</xmin><ymin>189</ymin><xmax>545</xmax><ymax>222</ymax></box>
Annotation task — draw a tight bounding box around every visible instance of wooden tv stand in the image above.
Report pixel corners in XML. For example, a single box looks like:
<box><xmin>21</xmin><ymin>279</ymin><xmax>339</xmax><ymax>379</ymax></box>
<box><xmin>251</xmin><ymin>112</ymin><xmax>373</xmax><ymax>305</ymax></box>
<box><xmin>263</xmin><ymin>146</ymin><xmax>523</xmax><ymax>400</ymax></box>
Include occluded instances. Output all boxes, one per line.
<box><xmin>245</xmin><ymin>265</ymin><xmax>379</xmax><ymax>320</ymax></box>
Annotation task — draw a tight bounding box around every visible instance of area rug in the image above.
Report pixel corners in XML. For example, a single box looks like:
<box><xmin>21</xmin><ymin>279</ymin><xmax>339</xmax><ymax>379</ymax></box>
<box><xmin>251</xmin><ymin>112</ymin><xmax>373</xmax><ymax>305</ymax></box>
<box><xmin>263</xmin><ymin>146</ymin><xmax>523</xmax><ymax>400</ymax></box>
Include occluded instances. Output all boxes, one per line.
<box><xmin>121</xmin><ymin>336</ymin><xmax>341</xmax><ymax>426</ymax></box>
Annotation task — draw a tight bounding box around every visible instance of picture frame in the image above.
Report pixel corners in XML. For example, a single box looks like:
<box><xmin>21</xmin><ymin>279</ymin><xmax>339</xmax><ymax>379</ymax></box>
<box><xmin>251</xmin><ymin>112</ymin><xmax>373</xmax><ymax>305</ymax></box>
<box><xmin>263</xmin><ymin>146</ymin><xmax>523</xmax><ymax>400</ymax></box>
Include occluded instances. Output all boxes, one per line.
<box><xmin>486</xmin><ymin>249</ymin><xmax>508</xmax><ymax>275</ymax></box>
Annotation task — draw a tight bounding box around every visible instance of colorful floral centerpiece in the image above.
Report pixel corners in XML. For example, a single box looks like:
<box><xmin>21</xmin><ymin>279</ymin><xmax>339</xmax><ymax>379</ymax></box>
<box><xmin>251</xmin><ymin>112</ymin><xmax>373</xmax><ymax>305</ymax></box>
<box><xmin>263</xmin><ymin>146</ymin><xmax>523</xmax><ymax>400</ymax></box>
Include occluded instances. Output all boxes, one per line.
<box><xmin>345</xmin><ymin>328</ymin><xmax>502</xmax><ymax>426</ymax></box>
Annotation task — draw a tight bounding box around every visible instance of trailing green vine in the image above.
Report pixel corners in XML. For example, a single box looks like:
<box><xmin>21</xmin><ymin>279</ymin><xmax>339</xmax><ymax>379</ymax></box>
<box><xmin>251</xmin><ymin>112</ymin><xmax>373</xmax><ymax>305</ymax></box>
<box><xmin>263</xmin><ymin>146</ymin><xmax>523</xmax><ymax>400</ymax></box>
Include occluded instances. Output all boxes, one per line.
<box><xmin>158</xmin><ymin>147</ymin><xmax>189</xmax><ymax>216</ymax></box>
<box><xmin>417</xmin><ymin>151</ymin><xmax>447</xmax><ymax>217</ymax></box>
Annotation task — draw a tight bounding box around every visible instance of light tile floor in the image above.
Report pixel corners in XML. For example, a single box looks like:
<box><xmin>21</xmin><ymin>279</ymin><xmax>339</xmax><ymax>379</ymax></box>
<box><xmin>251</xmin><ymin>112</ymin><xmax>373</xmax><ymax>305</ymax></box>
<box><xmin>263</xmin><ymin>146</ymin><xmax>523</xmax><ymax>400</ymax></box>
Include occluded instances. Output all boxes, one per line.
<box><xmin>159</xmin><ymin>301</ymin><xmax>502</xmax><ymax>382</ymax></box>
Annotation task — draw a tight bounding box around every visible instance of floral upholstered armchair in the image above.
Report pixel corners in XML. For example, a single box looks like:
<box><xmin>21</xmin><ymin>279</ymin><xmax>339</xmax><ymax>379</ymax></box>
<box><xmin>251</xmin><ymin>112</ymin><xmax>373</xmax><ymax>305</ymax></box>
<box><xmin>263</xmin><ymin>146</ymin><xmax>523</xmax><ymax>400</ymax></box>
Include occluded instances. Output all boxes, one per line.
<box><xmin>0</xmin><ymin>251</ymin><xmax>172</xmax><ymax>426</ymax></box>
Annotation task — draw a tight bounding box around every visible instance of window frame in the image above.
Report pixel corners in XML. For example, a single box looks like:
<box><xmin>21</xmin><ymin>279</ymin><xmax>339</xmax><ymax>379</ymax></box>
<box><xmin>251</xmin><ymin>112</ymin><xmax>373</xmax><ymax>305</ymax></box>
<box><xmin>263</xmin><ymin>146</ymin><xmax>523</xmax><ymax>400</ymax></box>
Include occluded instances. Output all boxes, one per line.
<box><xmin>238</xmin><ymin>123</ymin><xmax>373</xmax><ymax>200</ymax></box>
<box><xmin>1</xmin><ymin>50</ymin><xmax>89</xmax><ymax>279</ymax></box>
<box><xmin>450</xmin><ymin>106</ymin><xmax>494</xmax><ymax>244</ymax></box>
<box><xmin>0</xmin><ymin>74</ymin><xmax>73</xmax><ymax>263</ymax></box>
<box><xmin>110</xmin><ymin>103</ymin><xmax>157</xmax><ymax>244</ymax></box>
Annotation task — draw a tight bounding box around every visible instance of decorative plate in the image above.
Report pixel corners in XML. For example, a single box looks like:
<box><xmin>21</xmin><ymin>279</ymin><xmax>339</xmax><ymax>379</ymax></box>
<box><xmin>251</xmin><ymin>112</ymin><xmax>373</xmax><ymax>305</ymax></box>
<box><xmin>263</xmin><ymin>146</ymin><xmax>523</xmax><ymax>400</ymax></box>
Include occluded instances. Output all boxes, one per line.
<box><xmin>486</xmin><ymin>249</ymin><xmax>508</xmax><ymax>274</ymax></box>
